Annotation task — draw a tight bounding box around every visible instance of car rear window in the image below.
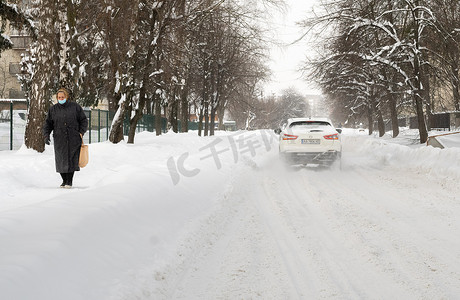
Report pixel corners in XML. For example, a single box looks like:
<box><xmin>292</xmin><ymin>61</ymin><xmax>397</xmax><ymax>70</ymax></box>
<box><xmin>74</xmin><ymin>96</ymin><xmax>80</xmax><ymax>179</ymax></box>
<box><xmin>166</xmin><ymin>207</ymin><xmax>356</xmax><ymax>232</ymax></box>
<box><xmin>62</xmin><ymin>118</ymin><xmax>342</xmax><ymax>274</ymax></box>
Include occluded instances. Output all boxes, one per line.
<box><xmin>289</xmin><ymin>121</ymin><xmax>331</xmax><ymax>128</ymax></box>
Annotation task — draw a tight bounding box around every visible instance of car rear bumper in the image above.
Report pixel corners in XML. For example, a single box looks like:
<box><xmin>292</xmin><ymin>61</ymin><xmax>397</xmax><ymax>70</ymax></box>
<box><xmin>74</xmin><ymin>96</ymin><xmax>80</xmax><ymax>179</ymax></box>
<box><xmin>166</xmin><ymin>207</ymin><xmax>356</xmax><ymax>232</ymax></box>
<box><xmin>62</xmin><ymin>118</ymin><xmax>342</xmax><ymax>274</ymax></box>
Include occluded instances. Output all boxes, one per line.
<box><xmin>279</xmin><ymin>141</ymin><xmax>341</xmax><ymax>153</ymax></box>
<box><xmin>280</xmin><ymin>151</ymin><xmax>341</xmax><ymax>165</ymax></box>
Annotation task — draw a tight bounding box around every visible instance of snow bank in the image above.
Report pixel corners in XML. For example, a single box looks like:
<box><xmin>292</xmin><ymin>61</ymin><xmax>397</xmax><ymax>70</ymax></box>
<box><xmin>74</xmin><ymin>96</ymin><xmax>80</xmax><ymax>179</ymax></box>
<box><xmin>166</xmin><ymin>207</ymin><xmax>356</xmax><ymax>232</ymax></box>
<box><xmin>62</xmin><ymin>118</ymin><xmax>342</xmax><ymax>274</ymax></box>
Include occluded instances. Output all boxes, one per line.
<box><xmin>342</xmin><ymin>130</ymin><xmax>460</xmax><ymax>181</ymax></box>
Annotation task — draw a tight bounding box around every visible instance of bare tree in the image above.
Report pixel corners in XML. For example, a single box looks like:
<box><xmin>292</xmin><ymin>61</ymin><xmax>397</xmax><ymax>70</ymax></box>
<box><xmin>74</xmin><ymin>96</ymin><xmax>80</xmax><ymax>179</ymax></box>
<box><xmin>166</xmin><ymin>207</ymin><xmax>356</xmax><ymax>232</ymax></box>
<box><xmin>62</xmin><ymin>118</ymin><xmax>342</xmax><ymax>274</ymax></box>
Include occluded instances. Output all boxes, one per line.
<box><xmin>302</xmin><ymin>0</ymin><xmax>447</xmax><ymax>143</ymax></box>
<box><xmin>24</xmin><ymin>0</ymin><xmax>59</xmax><ymax>152</ymax></box>
<box><xmin>430</xmin><ymin>0</ymin><xmax>460</xmax><ymax>111</ymax></box>
<box><xmin>21</xmin><ymin>0</ymin><xmax>276</xmax><ymax>149</ymax></box>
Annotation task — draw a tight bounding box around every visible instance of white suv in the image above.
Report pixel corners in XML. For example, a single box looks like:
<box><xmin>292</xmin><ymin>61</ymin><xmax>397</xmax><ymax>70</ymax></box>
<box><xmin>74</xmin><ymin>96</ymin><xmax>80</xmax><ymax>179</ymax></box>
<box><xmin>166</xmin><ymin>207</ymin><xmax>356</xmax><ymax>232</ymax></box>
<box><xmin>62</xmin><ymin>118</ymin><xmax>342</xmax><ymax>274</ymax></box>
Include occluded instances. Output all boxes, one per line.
<box><xmin>276</xmin><ymin>117</ymin><xmax>342</xmax><ymax>166</ymax></box>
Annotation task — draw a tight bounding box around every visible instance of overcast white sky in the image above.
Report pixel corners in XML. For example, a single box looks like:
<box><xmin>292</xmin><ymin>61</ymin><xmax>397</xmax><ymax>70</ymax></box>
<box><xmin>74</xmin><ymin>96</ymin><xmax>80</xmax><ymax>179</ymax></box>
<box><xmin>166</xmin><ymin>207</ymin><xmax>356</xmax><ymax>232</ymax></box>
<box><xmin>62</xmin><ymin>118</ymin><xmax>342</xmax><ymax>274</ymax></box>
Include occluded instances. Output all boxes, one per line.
<box><xmin>263</xmin><ymin>0</ymin><xmax>321</xmax><ymax>97</ymax></box>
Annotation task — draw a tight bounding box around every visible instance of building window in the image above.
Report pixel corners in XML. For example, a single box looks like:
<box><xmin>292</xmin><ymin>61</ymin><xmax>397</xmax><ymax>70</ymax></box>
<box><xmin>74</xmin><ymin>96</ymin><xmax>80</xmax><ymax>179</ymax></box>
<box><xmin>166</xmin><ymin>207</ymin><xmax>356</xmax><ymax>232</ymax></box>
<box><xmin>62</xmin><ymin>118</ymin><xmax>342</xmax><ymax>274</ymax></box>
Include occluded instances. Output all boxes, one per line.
<box><xmin>9</xmin><ymin>89</ymin><xmax>26</xmax><ymax>99</ymax></box>
<box><xmin>10</xmin><ymin>27</ymin><xmax>29</xmax><ymax>36</ymax></box>
<box><xmin>9</xmin><ymin>63</ymin><xmax>21</xmax><ymax>74</ymax></box>
<box><xmin>10</xmin><ymin>36</ymin><xmax>32</xmax><ymax>49</ymax></box>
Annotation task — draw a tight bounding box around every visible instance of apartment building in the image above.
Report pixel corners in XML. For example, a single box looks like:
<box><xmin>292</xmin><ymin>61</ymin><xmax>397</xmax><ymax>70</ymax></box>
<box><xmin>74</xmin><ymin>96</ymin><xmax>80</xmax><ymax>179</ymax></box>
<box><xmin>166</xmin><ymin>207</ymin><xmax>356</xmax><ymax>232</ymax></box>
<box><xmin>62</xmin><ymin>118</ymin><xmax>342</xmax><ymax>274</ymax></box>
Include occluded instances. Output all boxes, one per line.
<box><xmin>0</xmin><ymin>0</ymin><xmax>32</xmax><ymax>101</ymax></box>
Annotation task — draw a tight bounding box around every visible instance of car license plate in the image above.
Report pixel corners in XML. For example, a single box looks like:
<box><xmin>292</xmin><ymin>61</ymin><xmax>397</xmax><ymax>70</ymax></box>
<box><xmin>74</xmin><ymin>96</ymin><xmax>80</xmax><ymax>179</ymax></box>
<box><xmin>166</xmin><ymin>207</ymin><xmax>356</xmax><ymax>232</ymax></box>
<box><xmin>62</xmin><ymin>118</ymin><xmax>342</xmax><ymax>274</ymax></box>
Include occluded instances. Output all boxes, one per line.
<box><xmin>301</xmin><ymin>139</ymin><xmax>320</xmax><ymax>144</ymax></box>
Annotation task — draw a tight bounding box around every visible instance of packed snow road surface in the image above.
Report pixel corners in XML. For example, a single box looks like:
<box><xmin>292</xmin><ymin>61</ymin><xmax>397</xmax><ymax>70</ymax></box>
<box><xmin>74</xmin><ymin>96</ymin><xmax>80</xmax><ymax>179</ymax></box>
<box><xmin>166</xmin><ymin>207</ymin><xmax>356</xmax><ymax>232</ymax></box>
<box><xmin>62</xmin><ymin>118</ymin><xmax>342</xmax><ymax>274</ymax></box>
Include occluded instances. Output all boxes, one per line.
<box><xmin>1</xmin><ymin>130</ymin><xmax>460</xmax><ymax>299</ymax></box>
<box><xmin>151</xmin><ymin>138</ymin><xmax>460</xmax><ymax>299</ymax></box>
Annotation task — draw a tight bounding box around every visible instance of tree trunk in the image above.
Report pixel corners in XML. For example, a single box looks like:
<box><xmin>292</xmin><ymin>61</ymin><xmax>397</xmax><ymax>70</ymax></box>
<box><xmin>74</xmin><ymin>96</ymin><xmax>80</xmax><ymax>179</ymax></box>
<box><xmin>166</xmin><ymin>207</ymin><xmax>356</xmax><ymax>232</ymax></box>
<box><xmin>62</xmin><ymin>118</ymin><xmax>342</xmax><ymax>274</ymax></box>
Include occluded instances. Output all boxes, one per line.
<box><xmin>412</xmin><ymin>66</ymin><xmax>428</xmax><ymax>142</ymax></box>
<box><xmin>108</xmin><ymin>0</ymin><xmax>140</xmax><ymax>143</ymax></box>
<box><xmin>128</xmin><ymin>79</ymin><xmax>148</xmax><ymax>143</ymax></box>
<box><xmin>57</xmin><ymin>2</ymin><xmax>69</xmax><ymax>88</ymax></box>
<box><xmin>128</xmin><ymin>8</ymin><xmax>159</xmax><ymax>143</ymax></box>
<box><xmin>377</xmin><ymin>106</ymin><xmax>385</xmax><ymax>137</ymax></box>
<box><xmin>57</xmin><ymin>0</ymin><xmax>77</xmax><ymax>91</ymax></box>
<box><xmin>109</xmin><ymin>93</ymin><xmax>129</xmax><ymax>143</ymax></box>
<box><xmin>210</xmin><ymin>105</ymin><xmax>216</xmax><ymax>136</ymax></box>
<box><xmin>155</xmin><ymin>93</ymin><xmax>162</xmax><ymax>135</ymax></box>
<box><xmin>209</xmin><ymin>66</ymin><xmax>218</xmax><ymax>136</ymax></box>
<box><xmin>370</xmin><ymin>93</ymin><xmax>385</xmax><ymax>137</ymax></box>
<box><xmin>412</xmin><ymin>1</ymin><xmax>428</xmax><ymax>143</ymax></box>
<box><xmin>422</xmin><ymin>69</ymin><xmax>433</xmax><ymax>132</ymax></box>
<box><xmin>414</xmin><ymin>94</ymin><xmax>428</xmax><ymax>143</ymax></box>
<box><xmin>170</xmin><ymin>91</ymin><xmax>179</xmax><ymax>133</ymax></box>
<box><xmin>217</xmin><ymin>100</ymin><xmax>225</xmax><ymax>130</ymax></box>
<box><xmin>128</xmin><ymin>91</ymin><xmax>145</xmax><ymax>143</ymax></box>
<box><xmin>24</xmin><ymin>0</ymin><xmax>58</xmax><ymax>152</ymax></box>
<box><xmin>367</xmin><ymin>103</ymin><xmax>373</xmax><ymax>135</ymax></box>
<box><xmin>146</xmin><ymin>98</ymin><xmax>153</xmax><ymax>115</ymax></box>
<box><xmin>452</xmin><ymin>62</ymin><xmax>460</xmax><ymax>111</ymax></box>
<box><xmin>128</xmin><ymin>112</ymin><xmax>142</xmax><ymax>144</ymax></box>
<box><xmin>25</xmin><ymin>90</ymin><xmax>50</xmax><ymax>153</ymax></box>
<box><xmin>198</xmin><ymin>107</ymin><xmax>203</xmax><ymax>136</ymax></box>
<box><xmin>180</xmin><ymin>87</ymin><xmax>189</xmax><ymax>133</ymax></box>
<box><xmin>204</xmin><ymin>102</ymin><xmax>209</xmax><ymax>136</ymax></box>
<box><xmin>104</xmin><ymin>6</ymin><xmax>120</xmax><ymax>113</ymax></box>
<box><xmin>163</xmin><ymin>102</ymin><xmax>169</xmax><ymax>131</ymax></box>
<box><xmin>388</xmin><ymin>93</ymin><xmax>399</xmax><ymax>138</ymax></box>
<box><xmin>176</xmin><ymin>0</ymin><xmax>189</xmax><ymax>133</ymax></box>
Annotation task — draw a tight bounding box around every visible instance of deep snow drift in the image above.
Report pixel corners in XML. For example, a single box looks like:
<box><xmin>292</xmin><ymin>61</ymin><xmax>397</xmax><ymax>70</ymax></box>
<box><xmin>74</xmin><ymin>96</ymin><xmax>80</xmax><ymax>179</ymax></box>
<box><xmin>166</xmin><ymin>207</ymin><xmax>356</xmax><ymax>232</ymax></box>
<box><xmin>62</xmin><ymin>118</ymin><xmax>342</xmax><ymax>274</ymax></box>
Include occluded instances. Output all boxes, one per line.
<box><xmin>1</xmin><ymin>129</ymin><xmax>460</xmax><ymax>299</ymax></box>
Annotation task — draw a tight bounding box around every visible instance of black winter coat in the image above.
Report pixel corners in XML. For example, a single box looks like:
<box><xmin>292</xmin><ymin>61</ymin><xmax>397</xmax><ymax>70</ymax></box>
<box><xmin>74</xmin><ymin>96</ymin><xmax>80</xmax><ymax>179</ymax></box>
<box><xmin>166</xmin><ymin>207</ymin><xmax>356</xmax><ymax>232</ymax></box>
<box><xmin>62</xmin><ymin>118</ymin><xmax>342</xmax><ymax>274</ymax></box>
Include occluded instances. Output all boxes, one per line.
<box><xmin>43</xmin><ymin>101</ymin><xmax>88</xmax><ymax>173</ymax></box>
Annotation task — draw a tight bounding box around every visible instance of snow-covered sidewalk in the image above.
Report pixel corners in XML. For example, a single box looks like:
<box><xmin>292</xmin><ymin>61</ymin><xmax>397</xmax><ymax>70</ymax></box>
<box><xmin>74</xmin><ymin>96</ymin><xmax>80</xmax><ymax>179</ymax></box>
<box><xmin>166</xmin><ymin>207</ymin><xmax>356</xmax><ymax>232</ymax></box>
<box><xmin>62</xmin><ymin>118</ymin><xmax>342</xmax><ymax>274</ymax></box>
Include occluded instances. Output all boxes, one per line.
<box><xmin>1</xmin><ymin>129</ymin><xmax>460</xmax><ymax>299</ymax></box>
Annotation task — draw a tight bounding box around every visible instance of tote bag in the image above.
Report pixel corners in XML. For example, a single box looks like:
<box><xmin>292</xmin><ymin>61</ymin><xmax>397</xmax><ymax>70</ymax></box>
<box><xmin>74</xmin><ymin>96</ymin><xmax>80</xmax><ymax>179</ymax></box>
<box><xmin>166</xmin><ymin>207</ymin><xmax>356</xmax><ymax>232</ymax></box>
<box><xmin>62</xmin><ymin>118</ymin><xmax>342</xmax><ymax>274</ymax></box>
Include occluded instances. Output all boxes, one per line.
<box><xmin>79</xmin><ymin>135</ymin><xmax>89</xmax><ymax>168</ymax></box>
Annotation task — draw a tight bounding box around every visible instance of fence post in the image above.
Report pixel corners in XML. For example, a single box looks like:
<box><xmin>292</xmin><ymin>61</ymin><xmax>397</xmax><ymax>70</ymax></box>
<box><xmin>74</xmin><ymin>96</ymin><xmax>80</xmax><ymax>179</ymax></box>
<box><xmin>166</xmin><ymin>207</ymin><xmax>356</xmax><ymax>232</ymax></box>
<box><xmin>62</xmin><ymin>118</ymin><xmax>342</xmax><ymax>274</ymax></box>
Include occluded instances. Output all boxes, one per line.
<box><xmin>10</xmin><ymin>101</ymin><xmax>13</xmax><ymax>150</ymax></box>
<box><xmin>98</xmin><ymin>109</ymin><xmax>101</xmax><ymax>143</ymax></box>
<box><xmin>88</xmin><ymin>110</ymin><xmax>92</xmax><ymax>144</ymax></box>
<box><xmin>106</xmin><ymin>110</ymin><xmax>109</xmax><ymax>141</ymax></box>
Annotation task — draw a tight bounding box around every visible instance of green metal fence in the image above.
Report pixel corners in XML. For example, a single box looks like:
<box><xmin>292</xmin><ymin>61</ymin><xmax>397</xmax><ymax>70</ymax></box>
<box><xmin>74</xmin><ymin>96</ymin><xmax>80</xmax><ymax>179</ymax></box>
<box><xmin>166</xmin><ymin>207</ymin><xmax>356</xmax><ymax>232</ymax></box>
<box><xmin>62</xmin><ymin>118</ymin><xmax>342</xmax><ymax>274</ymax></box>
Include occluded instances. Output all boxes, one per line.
<box><xmin>0</xmin><ymin>100</ymin><xmax>27</xmax><ymax>150</ymax></box>
<box><xmin>83</xmin><ymin>109</ymin><xmax>111</xmax><ymax>145</ymax></box>
<box><xmin>119</xmin><ymin>112</ymin><xmax>168</xmax><ymax>138</ymax></box>
<box><xmin>0</xmin><ymin>101</ymin><xmax>203</xmax><ymax>150</ymax></box>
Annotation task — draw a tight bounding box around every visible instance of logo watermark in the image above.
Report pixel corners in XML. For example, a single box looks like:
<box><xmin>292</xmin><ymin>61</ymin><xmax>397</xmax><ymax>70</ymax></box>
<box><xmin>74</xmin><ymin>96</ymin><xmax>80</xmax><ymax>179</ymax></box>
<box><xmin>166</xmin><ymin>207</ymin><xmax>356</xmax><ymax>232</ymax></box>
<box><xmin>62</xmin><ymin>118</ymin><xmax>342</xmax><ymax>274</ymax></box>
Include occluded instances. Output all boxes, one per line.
<box><xmin>167</xmin><ymin>130</ymin><xmax>277</xmax><ymax>185</ymax></box>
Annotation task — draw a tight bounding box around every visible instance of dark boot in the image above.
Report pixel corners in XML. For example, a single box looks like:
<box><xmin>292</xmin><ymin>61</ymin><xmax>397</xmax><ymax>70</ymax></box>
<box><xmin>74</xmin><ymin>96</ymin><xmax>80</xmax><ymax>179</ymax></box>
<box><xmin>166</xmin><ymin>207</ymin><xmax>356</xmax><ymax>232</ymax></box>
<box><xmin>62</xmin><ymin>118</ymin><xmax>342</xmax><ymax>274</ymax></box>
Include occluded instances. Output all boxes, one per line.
<box><xmin>64</xmin><ymin>172</ymin><xmax>74</xmax><ymax>188</ymax></box>
<box><xmin>60</xmin><ymin>173</ymin><xmax>67</xmax><ymax>188</ymax></box>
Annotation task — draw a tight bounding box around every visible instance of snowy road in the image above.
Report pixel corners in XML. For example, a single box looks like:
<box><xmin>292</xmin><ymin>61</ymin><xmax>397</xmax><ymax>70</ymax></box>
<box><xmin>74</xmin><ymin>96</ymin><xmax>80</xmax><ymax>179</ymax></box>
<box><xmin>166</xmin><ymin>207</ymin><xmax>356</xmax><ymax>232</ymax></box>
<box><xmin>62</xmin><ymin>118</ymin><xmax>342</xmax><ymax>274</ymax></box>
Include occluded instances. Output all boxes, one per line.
<box><xmin>1</xmin><ymin>130</ymin><xmax>460</xmax><ymax>299</ymax></box>
<box><xmin>134</xmin><ymin>134</ymin><xmax>460</xmax><ymax>299</ymax></box>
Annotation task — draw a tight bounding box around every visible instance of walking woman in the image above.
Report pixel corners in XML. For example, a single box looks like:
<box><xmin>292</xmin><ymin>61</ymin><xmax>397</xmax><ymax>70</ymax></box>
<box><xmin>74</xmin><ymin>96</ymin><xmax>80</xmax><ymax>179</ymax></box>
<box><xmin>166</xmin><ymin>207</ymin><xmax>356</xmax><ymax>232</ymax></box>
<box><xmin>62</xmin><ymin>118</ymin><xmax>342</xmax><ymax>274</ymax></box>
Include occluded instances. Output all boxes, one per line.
<box><xmin>43</xmin><ymin>88</ymin><xmax>88</xmax><ymax>188</ymax></box>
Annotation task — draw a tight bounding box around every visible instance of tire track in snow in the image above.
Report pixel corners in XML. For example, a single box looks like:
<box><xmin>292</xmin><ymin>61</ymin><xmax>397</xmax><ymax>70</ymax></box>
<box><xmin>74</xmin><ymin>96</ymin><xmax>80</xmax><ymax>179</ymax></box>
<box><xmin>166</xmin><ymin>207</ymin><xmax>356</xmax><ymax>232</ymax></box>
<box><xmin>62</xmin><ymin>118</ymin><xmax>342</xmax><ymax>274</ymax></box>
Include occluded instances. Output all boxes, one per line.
<box><xmin>287</xmin><ymin>165</ymin><xmax>460</xmax><ymax>299</ymax></box>
<box><xmin>129</xmin><ymin>166</ymin><xmax>297</xmax><ymax>299</ymax></box>
<box><xmin>255</xmin><ymin>166</ymin><xmax>413</xmax><ymax>299</ymax></box>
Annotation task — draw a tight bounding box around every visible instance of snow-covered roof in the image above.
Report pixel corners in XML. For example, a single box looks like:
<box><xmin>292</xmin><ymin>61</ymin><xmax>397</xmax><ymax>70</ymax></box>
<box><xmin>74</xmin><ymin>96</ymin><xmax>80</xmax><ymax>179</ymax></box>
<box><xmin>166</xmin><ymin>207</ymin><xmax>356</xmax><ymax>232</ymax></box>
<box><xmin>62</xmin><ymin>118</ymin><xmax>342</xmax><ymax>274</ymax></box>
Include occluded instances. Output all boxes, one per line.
<box><xmin>0</xmin><ymin>99</ymin><xmax>27</xmax><ymax>102</ymax></box>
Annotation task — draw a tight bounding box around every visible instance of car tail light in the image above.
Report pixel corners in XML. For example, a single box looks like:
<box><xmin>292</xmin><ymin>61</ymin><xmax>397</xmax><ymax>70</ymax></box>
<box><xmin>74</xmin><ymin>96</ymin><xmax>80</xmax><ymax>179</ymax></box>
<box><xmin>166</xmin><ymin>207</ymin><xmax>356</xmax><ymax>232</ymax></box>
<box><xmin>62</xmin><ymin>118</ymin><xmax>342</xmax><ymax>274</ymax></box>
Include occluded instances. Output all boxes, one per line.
<box><xmin>282</xmin><ymin>133</ymin><xmax>298</xmax><ymax>140</ymax></box>
<box><xmin>323</xmin><ymin>133</ymin><xmax>339</xmax><ymax>140</ymax></box>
